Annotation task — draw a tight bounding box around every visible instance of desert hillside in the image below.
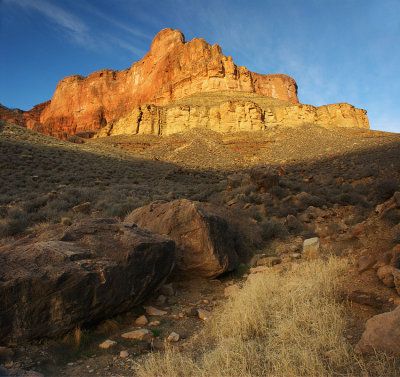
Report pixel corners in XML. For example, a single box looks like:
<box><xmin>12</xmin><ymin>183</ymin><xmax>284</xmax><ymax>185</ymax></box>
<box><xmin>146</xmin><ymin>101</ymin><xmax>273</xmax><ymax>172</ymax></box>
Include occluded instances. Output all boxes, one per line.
<box><xmin>1</xmin><ymin>117</ymin><xmax>400</xmax><ymax>376</ymax></box>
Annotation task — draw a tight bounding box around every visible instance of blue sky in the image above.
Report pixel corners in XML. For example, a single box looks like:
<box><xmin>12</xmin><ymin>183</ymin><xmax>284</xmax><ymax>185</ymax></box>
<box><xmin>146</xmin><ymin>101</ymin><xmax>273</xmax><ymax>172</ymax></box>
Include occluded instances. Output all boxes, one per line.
<box><xmin>1</xmin><ymin>0</ymin><xmax>399</xmax><ymax>132</ymax></box>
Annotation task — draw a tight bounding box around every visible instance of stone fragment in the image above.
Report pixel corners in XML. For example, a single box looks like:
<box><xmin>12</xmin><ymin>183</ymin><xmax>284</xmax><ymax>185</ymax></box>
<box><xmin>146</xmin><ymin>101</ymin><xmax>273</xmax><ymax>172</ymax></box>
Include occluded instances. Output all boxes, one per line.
<box><xmin>197</xmin><ymin>309</ymin><xmax>211</xmax><ymax>321</ymax></box>
<box><xmin>257</xmin><ymin>256</ymin><xmax>281</xmax><ymax>267</ymax></box>
<box><xmin>135</xmin><ymin>315</ymin><xmax>148</xmax><ymax>326</ymax></box>
<box><xmin>224</xmin><ymin>284</ymin><xmax>239</xmax><ymax>297</ymax></box>
<box><xmin>121</xmin><ymin>329</ymin><xmax>153</xmax><ymax>341</ymax></box>
<box><xmin>148</xmin><ymin>320</ymin><xmax>160</xmax><ymax>327</ymax></box>
<box><xmin>356</xmin><ymin>305</ymin><xmax>400</xmax><ymax>355</ymax></box>
<box><xmin>357</xmin><ymin>254</ymin><xmax>376</xmax><ymax>273</ymax></box>
<box><xmin>161</xmin><ymin>283</ymin><xmax>174</xmax><ymax>296</ymax></box>
<box><xmin>184</xmin><ymin>307</ymin><xmax>198</xmax><ymax>317</ymax></box>
<box><xmin>144</xmin><ymin>306</ymin><xmax>167</xmax><ymax>316</ymax></box>
<box><xmin>120</xmin><ymin>350</ymin><xmax>129</xmax><ymax>358</ymax></box>
<box><xmin>302</xmin><ymin>237</ymin><xmax>321</xmax><ymax>259</ymax></box>
<box><xmin>167</xmin><ymin>332</ymin><xmax>180</xmax><ymax>342</ymax></box>
<box><xmin>250</xmin><ymin>265</ymin><xmax>270</xmax><ymax>274</ymax></box>
<box><xmin>71</xmin><ymin>202</ymin><xmax>91</xmax><ymax>214</ymax></box>
<box><xmin>377</xmin><ymin>265</ymin><xmax>396</xmax><ymax>287</ymax></box>
<box><xmin>126</xmin><ymin>199</ymin><xmax>239</xmax><ymax>278</ymax></box>
<box><xmin>0</xmin><ymin>218</ymin><xmax>175</xmax><ymax>343</ymax></box>
<box><xmin>99</xmin><ymin>339</ymin><xmax>117</xmax><ymax>349</ymax></box>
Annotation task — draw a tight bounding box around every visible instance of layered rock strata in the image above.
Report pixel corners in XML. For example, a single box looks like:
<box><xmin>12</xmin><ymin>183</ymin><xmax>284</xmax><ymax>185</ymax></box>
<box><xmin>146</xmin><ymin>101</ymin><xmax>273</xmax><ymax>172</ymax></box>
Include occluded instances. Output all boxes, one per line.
<box><xmin>98</xmin><ymin>92</ymin><xmax>369</xmax><ymax>137</ymax></box>
<box><xmin>38</xmin><ymin>28</ymin><xmax>298</xmax><ymax>138</ymax></box>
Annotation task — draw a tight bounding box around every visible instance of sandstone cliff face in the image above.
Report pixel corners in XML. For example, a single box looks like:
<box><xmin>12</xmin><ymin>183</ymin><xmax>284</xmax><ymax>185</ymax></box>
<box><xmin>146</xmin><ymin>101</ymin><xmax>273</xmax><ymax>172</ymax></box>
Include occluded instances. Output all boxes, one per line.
<box><xmin>39</xmin><ymin>28</ymin><xmax>298</xmax><ymax>137</ymax></box>
<box><xmin>98</xmin><ymin>92</ymin><xmax>369</xmax><ymax>137</ymax></box>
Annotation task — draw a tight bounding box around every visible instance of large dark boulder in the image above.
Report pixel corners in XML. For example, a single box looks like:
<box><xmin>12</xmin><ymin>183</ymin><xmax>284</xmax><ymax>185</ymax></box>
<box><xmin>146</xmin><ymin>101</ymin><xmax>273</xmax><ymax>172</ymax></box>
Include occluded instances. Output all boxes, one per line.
<box><xmin>125</xmin><ymin>199</ymin><xmax>239</xmax><ymax>278</ymax></box>
<box><xmin>0</xmin><ymin>218</ymin><xmax>175</xmax><ymax>343</ymax></box>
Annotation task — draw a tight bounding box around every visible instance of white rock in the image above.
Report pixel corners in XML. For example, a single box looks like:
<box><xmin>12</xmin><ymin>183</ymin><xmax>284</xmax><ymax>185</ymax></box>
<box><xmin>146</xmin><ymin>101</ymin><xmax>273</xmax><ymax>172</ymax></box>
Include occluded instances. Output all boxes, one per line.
<box><xmin>303</xmin><ymin>237</ymin><xmax>321</xmax><ymax>259</ymax></box>
<box><xmin>148</xmin><ymin>320</ymin><xmax>161</xmax><ymax>326</ymax></box>
<box><xmin>99</xmin><ymin>339</ymin><xmax>117</xmax><ymax>349</ymax></box>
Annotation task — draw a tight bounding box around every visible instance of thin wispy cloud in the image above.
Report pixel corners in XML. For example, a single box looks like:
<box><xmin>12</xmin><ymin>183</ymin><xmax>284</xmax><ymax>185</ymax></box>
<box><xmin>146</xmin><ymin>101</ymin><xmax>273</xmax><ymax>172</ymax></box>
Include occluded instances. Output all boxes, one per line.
<box><xmin>5</xmin><ymin>0</ymin><xmax>92</xmax><ymax>46</ymax></box>
<box><xmin>76</xmin><ymin>1</ymin><xmax>153</xmax><ymax>40</ymax></box>
<box><xmin>4</xmin><ymin>0</ymin><xmax>146</xmax><ymax>55</ymax></box>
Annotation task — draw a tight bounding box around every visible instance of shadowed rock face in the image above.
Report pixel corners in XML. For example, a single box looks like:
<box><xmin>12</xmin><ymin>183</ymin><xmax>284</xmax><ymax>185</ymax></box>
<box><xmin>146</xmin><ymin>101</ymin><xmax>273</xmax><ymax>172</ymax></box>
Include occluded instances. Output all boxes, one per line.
<box><xmin>38</xmin><ymin>28</ymin><xmax>298</xmax><ymax>138</ymax></box>
<box><xmin>0</xmin><ymin>219</ymin><xmax>175</xmax><ymax>343</ymax></box>
<box><xmin>125</xmin><ymin>199</ymin><xmax>239</xmax><ymax>278</ymax></box>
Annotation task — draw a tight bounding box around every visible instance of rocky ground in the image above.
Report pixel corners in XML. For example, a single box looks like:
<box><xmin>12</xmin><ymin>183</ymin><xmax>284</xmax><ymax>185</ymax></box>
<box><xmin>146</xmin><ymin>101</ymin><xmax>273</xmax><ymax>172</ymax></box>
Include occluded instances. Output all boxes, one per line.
<box><xmin>1</xmin><ymin>120</ymin><xmax>400</xmax><ymax>376</ymax></box>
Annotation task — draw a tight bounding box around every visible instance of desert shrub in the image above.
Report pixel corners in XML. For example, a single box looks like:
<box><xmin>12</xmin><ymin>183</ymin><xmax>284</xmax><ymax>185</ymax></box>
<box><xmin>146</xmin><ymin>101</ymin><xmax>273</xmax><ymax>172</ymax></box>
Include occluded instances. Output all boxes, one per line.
<box><xmin>0</xmin><ymin>206</ymin><xmax>7</xmax><ymax>218</ymax></box>
<box><xmin>233</xmin><ymin>184</ymin><xmax>257</xmax><ymax>196</ymax></box>
<box><xmin>357</xmin><ymin>166</ymin><xmax>377</xmax><ymax>179</ymax></box>
<box><xmin>248</xmin><ymin>191</ymin><xmax>263</xmax><ymax>205</ymax></box>
<box><xmin>335</xmin><ymin>192</ymin><xmax>368</xmax><ymax>207</ymax></box>
<box><xmin>262</xmin><ymin>193</ymin><xmax>274</xmax><ymax>208</ymax></box>
<box><xmin>21</xmin><ymin>195</ymin><xmax>49</xmax><ymax>213</ymax></box>
<box><xmin>0</xmin><ymin>208</ymin><xmax>30</xmax><ymax>237</ymax></box>
<box><xmin>374</xmin><ymin>178</ymin><xmax>399</xmax><ymax>202</ymax></box>
<box><xmin>381</xmin><ymin>208</ymin><xmax>400</xmax><ymax>225</ymax></box>
<box><xmin>276</xmin><ymin>204</ymin><xmax>297</xmax><ymax>218</ymax></box>
<box><xmin>137</xmin><ymin>258</ymin><xmax>399</xmax><ymax>377</ymax></box>
<box><xmin>208</xmin><ymin>192</ymin><xmax>225</xmax><ymax>206</ymax></box>
<box><xmin>260</xmin><ymin>219</ymin><xmax>288</xmax><ymax>240</ymax></box>
<box><xmin>269</xmin><ymin>185</ymin><xmax>289</xmax><ymax>199</ymax></box>
<box><xmin>248</xmin><ymin>207</ymin><xmax>262</xmax><ymax>222</ymax></box>
<box><xmin>354</xmin><ymin>183</ymin><xmax>369</xmax><ymax>196</ymax></box>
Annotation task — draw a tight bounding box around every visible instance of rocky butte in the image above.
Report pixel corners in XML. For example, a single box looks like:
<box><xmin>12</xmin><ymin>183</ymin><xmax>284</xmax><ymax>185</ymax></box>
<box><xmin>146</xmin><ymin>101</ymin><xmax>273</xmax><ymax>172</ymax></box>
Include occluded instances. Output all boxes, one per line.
<box><xmin>6</xmin><ymin>28</ymin><xmax>369</xmax><ymax>138</ymax></box>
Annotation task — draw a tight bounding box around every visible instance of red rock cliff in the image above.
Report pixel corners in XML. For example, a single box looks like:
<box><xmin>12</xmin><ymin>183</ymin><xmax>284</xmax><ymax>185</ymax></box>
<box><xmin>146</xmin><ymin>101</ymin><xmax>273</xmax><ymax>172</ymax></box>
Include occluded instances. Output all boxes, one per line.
<box><xmin>40</xmin><ymin>28</ymin><xmax>298</xmax><ymax>137</ymax></box>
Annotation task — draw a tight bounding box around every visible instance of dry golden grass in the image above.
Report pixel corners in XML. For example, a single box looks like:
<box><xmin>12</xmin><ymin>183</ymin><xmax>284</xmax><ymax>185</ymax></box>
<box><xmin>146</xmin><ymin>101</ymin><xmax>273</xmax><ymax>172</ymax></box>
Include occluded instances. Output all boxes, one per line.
<box><xmin>137</xmin><ymin>258</ymin><xmax>399</xmax><ymax>377</ymax></box>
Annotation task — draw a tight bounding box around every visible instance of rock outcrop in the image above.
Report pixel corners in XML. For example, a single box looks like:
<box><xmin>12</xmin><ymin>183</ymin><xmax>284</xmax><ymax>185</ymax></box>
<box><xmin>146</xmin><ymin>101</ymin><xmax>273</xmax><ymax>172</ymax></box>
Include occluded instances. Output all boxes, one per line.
<box><xmin>1</xmin><ymin>28</ymin><xmax>369</xmax><ymax>138</ymax></box>
<box><xmin>98</xmin><ymin>91</ymin><xmax>369</xmax><ymax>137</ymax></box>
<box><xmin>0</xmin><ymin>218</ymin><xmax>175</xmax><ymax>343</ymax></box>
<box><xmin>38</xmin><ymin>28</ymin><xmax>298</xmax><ymax>138</ymax></box>
<box><xmin>125</xmin><ymin>199</ymin><xmax>239</xmax><ymax>278</ymax></box>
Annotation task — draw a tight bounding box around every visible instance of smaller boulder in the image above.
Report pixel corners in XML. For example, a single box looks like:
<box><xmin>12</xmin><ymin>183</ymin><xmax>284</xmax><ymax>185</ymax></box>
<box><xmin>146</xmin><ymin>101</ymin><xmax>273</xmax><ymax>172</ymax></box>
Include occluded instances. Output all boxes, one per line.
<box><xmin>377</xmin><ymin>265</ymin><xmax>395</xmax><ymax>287</ymax></box>
<box><xmin>303</xmin><ymin>237</ymin><xmax>321</xmax><ymax>259</ymax></box>
<box><xmin>249</xmin><ymin>166</ymin><xmax>279</xmax><ymax>192</ymax></box>
<box><xmin>357</xmin><ymin>254</ymin><xmax>377</xmax><ymax>273</ymax></box>
<box><xmin>356</xmin><ymin>305</ymin><xmax>400</xmax><ymax>355</ymax></box>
